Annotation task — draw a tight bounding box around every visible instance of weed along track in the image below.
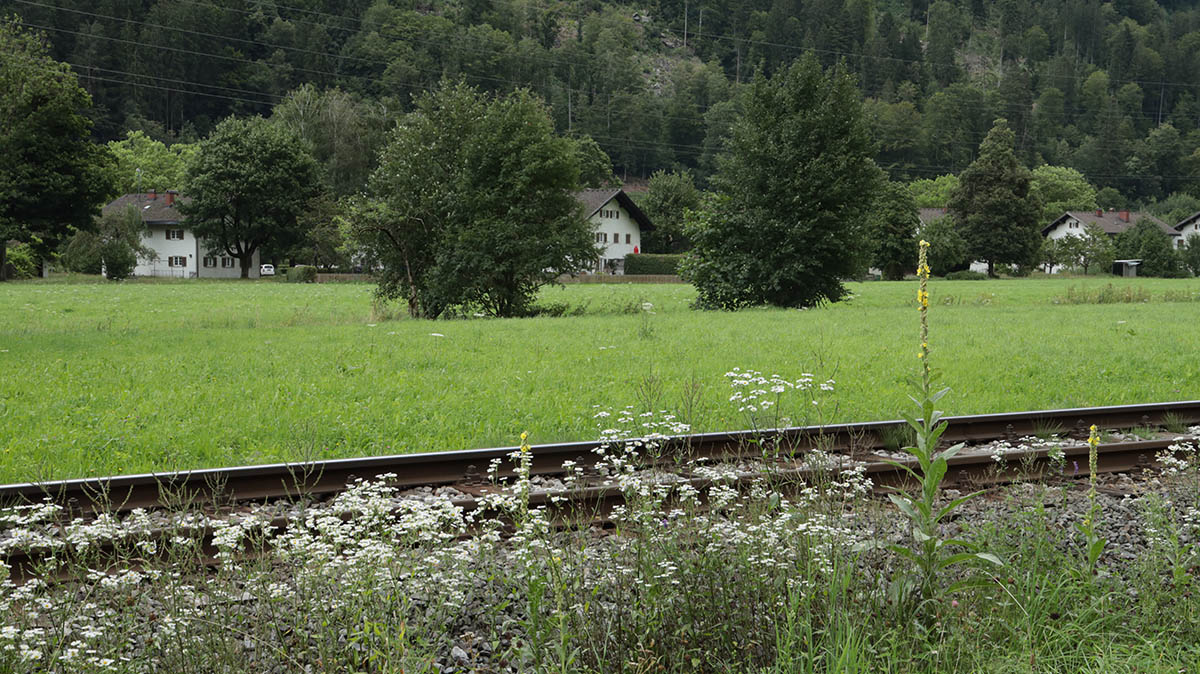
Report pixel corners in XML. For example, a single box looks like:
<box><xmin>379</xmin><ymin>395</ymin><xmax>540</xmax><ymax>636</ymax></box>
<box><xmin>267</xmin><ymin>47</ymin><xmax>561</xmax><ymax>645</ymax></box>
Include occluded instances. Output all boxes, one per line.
<box><xmin>3</xmin><ymin>401</ymin><xmax>1200</xmax><ymax>583</ymax></box>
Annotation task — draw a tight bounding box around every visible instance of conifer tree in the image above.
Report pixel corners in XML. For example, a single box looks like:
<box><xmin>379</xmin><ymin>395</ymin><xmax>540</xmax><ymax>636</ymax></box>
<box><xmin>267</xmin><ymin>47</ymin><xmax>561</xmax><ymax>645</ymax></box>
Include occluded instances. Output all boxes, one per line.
<box><xmin>948</xmin><ymin>118</ymin><xmax>1041</xmax><ymax>276</ymax></box>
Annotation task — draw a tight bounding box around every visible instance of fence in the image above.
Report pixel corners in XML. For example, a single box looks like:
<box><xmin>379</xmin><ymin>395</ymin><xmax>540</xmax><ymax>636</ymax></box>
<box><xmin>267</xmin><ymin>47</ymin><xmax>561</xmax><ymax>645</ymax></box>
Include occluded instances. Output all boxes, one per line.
<box><xmin>558</xmin><ymin>274</ymin><xmax>682</xmax><ymax>284</ymax></box>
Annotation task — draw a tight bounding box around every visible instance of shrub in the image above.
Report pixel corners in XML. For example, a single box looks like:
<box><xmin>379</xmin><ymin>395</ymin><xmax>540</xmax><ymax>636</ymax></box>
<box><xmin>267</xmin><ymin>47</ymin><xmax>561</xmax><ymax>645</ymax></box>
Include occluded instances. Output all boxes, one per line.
<box><xmin>287</xmin><ymin>265</ymin><xmax>317</xmax><ymax>283</ymax></box>
<box><xmin>945</xmin><ymin>270</ymin><xmax>987</xmax><ymax>280</ymax></box>
<box><xmin>6</xmin><ymin>242</ymin><xmax>38</xmax><ymax>279</ymax></box>
<box><xmin>100</xmin><ymin>240</ymin><xmax>137</xmax><ymax>281</ymax></box>
<box><xmin>623</xmin><ymin>253</ymin><xmax>682</xmax><ymax>275</ymax></box>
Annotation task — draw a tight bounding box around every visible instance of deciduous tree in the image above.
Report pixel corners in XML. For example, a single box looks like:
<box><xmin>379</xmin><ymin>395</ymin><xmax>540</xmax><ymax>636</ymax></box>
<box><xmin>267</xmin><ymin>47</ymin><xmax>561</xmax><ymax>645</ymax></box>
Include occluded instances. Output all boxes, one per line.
<box><xmin>0</xmin><ymin>18</ymin><xmax>116</xmax><ymax>279</ymax></box>
<box><xmin>639</xmin><ymin>169</ymin><xmax>700</xmax><ymax>253</ymax></box>
<box><xmin>949</xmin><ymin>118</ymin><xmax>1041</xmax><ymax>276</ymax></box>
<box><xmin>182</xmin><ymin>116</ymin><xmax>322</xmax><ymax>278</ymax></box>
<box><xmin>869</xmin><ymin>181</ymin><xmax>919</xmax><ymax>280</ymax></box>
<box><xmin>1029</xmin><ymin>165</ymin><xmax>1097</xmax><ymax>222</ymax></box>
<box><xmin>352</xmin><ymin>82</ymin><xmax>595</xmax><ymax>318</ymax></box>
<box><xmin>682</xmin><ymin>55</ymin><xmax>883</xmax><ymax>309</ymax></box>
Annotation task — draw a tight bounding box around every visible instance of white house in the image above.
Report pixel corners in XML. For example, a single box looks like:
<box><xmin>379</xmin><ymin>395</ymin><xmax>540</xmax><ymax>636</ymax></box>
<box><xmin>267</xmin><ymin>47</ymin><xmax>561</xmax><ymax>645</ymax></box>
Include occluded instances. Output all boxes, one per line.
<box><xmin>575</xmin><ymin>188</ymin><xmax>655</xmax><ymax>274</ymax></box>
<box><xmin>1173</xmin><ymin>211</ymin><xmax>1200</xmax><ymax>247</ymax></box>
<box><xmin>102</xmin><ymin>191</ymin><xmax>260</xmax><ymax>279</ymax></box>
<box><xmin>1041</xmin><ymin>209</ymin><xmax>1177</xmax><ymax>243</ymax></box>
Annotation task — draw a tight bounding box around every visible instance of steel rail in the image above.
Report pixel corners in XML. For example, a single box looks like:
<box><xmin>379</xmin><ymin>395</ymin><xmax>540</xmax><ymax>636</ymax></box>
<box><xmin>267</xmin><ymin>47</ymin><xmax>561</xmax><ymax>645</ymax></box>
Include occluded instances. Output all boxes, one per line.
<box><xmin>2</xmin><ymin>433</ymin><xmax>1186</xmax><ymax>583</ymax></box>
<box><xmin>2</xmin><ymin>400</ymin><xmax>1198</xmax><ymax>514</ymax></box>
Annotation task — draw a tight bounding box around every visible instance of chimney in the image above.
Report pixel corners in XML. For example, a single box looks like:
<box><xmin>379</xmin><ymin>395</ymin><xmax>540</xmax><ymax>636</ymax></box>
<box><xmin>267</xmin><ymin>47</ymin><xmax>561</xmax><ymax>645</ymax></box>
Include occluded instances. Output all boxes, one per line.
<box><xmin>165</xmin><ymin>190</ymin><xmax>176</xmax><ymax>207</ymax></box>
<box><xmin>148</xmin><ymin>188</ymin><xmax>157</xmax><ymax>200</ymax></box>
<box><xmin>1119</xmin><ymin>210</ymin><xmax>1130</xmax><ymax>222</ymax></box>
<box><xmin>1096</xmin><ymin>209</ymin><xmax>1103</xmax><ymax>217</ymax></box>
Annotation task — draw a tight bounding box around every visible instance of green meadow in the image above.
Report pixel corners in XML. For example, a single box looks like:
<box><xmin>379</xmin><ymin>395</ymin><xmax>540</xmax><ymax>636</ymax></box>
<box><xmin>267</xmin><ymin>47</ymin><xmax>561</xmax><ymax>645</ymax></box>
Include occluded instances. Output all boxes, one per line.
<box><xmin>2</xmin><ymin>275</ymin><xmax>1200</xmax><ymax>482</ymax></box>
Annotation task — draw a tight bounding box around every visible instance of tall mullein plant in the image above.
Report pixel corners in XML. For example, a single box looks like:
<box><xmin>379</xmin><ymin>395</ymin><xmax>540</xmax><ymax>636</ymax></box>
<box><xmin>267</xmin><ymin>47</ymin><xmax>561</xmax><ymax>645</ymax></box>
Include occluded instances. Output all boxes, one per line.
<box><xmin>1072</xmin><ymin>424</ymin><xmax>1107</xmax><ymax>579</ymax></box>
<box><xmin>887</xmin><ymin>241</ymin><xmax>1001</xmax><ymax>610</ymax></box>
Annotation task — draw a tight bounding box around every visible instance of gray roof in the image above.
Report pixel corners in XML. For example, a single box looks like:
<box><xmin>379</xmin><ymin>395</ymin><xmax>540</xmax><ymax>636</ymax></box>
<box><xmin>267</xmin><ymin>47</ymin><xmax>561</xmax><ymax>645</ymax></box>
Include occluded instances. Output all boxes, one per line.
<box><xmin>575</xmin><ymin>188</ymin><xmax>655</xmax><ymax>231</ymax></box>
<box><xmin>1042</xmin><ymin>210</ymin><xmax>1176</xmax><ymax>237</ymax></box>
<box><xmin>102</xmin><ymin>192</ymin><xmax>189</xmax><ymax>225</ymax></box>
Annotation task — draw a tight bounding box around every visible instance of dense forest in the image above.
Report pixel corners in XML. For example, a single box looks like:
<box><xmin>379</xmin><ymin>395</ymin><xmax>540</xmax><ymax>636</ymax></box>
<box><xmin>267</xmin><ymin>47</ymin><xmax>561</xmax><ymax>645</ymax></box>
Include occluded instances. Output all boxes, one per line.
<box><xmin>8</xmin><ymin>0</ymin><xmax>1200</xmax><ymax>207</ymax></box>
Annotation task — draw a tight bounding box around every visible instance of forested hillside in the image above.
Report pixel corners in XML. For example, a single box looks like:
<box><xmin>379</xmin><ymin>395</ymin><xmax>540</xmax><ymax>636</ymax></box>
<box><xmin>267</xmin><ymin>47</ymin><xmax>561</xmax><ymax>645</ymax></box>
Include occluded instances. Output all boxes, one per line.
<box><xmin>7</xmin><ymin>0</ymin><xmax>1200</xmax><ymax>205</ymax></box>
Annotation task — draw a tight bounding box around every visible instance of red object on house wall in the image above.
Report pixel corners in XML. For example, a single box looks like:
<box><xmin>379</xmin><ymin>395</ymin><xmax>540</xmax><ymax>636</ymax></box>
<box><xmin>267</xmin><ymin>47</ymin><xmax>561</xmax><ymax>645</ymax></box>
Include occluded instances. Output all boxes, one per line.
<box><xmin>634</xmin><ymin>246</ymin><xmax>639</xmax><ymax>254</ymax></box>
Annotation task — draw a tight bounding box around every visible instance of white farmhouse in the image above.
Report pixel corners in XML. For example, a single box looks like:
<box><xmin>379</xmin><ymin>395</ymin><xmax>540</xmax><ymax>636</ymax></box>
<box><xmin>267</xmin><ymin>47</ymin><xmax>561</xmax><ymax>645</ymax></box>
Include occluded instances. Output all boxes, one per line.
<box><xmin>575</xmin><ymin>188</ymin><xmax>655</xmax><ymax>274</ymax></box>
<box><xmin>1042</xmin><ymin>209</ymin><xmax>1177</xmax><ymax>243</ymax></box>
<box><xmin>101</xmin><ymin>191</ymin><xmax>260</xmax><ymax>279</ymax></box>
<box><xmin>1173</xmin><ymin>211</ymin><xmax>1200</xmax><ymax>247</ymax></box>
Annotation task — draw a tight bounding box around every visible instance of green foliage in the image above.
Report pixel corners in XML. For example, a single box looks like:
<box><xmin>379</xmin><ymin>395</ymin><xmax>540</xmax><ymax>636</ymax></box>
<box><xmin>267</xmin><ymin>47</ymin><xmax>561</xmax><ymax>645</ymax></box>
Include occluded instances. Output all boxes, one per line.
<box><xmin>1030</xmin><ymin>165</ymin><xmax>1098</xmax><ymax>222</ymax></box>
<box><xmin>944</xmin><ymin>270</ymin><xmax>987</xmax><ymax>280</ymax></box>
<box><xmin>4</xmin><ymin>242</ymin><xmax>36</xmax><ymax>279</ymax></box>
<box><xmin>353</xmin><ymin>82</ymin><xmax>594</xmax><ymax>318</ymax></box>
<box><xmin>623</xmin><ymin>254</ymin><xmax>682</xmax><ymax>275</ymax></box>
<box><xmin>1147</xmin><ymin>192</ymin><xmax>1200</xmax><ymax>228</ymax></box>
<box><xmin>1182</xmin><ymin>234</ymin><xmax>1200</xmax><ymax>277</ymax></box>
<box><xmin>1115</xmin><ymin>219</ymin><xmax>1185</xmax><ymax>277</ymax></box>
<box><xmin>908</xmin><ymin>174</ymin><xmax>960</xmax><ymax>208</ymax></box>
<box><xmin>183</xmin><ymin>116</ymin><xmax>322</xmax><ymax>278</ymax></box>
<box><xmin>949</xmin><ymin>119</ymin><xmax>1042</xmax><ymax>275</ymax></box>
<box><xmin>869</xmin><ymin>181</ymin><xmax>919</xmax><ymax>280</ymax></box>
<box><xmin>638</xmin><ymin>170</ymin><xmax>700</xmax><ymax>253</ymax></box>
<box><xmin>919</xmin><ymin>215</ymin><xmax>970</xmax><ymax>275</ymax></box>
<box><xmin>571</xmin><ymin>135</ymin><xmax>619</xmax><ymax>189</ymax></box>
<box><xmin>106</xmin><ymin>130</ymin><xmax>195</xmax><ymax>194</ymax></box>
<box><xmin>287</xmin><ymin>265</ymin><xmax>317</xmax><ymax>283</ymax></box>
<box><xmin>61</xmin><ymin>205</ymin><xmax>151</xmax><ymax>280</ymax></box>
<box><xmin>1075</xmin><ymin>225</ymin><xmax>1118</xmax><ymax>275</ymax></box>
<box><xmin>683</xmin><ymin>56</ymin><xmax>883</xmax><ymax>310</ymax></box>
<box><xmin>0</xmin><ymin>18</ymin><xmax>116</xmax><ymax>271</ymax></box>
<box><xmin>271</xmin><ymin>85</ymin><xmax>391</xmax><ymax>198</ymax></box>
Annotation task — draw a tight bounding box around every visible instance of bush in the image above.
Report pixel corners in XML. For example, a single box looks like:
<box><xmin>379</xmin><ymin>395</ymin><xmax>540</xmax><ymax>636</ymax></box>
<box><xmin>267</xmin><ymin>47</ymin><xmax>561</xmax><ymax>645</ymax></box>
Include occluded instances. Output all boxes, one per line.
<box><xmin>100</xmin><ymin>240</ymin><xmax>137</xmax><ymax>281</ymax></box>
<box><xmin>6</xmin><ymin>242</ymin><xmax>38</xmax><ymax>279</ymax></box>
<box><xmin>623</xmin><ymin>253</ymin><xmax>682</xmax><ymax>275</ymax></box>
<box><xmin>945</xmin><ymin>270</ymin><xmax>987</xmax><ymax>280</ymax></box>
<box><xmin>287</xmin><ymin>265</ymin><xmax>317</xmax><ymax>283</ymax></box>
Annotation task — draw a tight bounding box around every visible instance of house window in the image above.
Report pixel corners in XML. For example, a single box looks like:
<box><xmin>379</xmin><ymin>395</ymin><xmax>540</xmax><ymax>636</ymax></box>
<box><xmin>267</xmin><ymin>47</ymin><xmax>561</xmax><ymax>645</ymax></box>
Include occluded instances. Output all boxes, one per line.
<box><xmin>612</xmin><ymin>232</ymin><xmax>619</xmax><ymax>243</ymax></box>
<box><xmin>167</xmin><ymin>256</ymin><xmax>187</xmax><ymax>267</ymax></box>
<box><xmin>202</xmin><ymin>256</ymin><xmax>216</xmax><ymax>268</ymax></box>
<box><xmin>625</xmin><ymin>234</ymin><xmax>631</xmax><ymax>244</ymax></box>
<box><xmin>221</xmin><ymin>257</ymin><xmax>235</xmax><ymax>268</ymax></box>
<box><xmin>166</xmin><ymin>229</ymin><xmax>185</xmax><ymax>240</ymax></box>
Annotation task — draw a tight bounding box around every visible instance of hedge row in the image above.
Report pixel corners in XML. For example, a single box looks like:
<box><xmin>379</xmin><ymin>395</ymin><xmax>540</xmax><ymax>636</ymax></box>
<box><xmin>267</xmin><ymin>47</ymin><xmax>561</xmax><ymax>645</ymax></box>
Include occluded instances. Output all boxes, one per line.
<box><xmin>623</xmin><ymin>253</ymin><xmax>683</xmax><ymax>275</ymax></box>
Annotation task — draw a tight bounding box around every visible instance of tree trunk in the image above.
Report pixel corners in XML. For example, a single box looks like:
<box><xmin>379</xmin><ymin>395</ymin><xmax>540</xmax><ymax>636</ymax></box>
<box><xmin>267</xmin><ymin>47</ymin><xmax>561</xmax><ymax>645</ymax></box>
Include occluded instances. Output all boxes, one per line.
<box><xmin>0</xmin><ymin>244</ymin><xmax>7</xmax><ymax>281</ymax></box>
<box><xmin>240</xmin><ymin>255</ymin><xmax>251</xmax><ymax>279</ymax></box>
<box><xmin>987</xmin><ymin>260</ymin><xmax>995</xmax><ymax>277</ymax></box>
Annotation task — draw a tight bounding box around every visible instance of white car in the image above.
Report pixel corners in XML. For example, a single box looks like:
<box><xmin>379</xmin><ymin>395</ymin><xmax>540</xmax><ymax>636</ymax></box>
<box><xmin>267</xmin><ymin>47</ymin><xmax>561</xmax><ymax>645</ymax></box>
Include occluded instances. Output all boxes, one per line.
<box><xmin>260</xmin><ymin>264</ymin><xmax>275</xmax><ymax>277</ymax></box>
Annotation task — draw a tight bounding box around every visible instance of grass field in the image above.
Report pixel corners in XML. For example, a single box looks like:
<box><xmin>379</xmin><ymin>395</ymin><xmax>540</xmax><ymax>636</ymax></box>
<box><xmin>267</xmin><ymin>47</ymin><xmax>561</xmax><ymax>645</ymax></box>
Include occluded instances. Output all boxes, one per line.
<box><xmin>3</xmin><ymin>275</ymin><xmax>1200</xmax><ymax>482</ymax></box>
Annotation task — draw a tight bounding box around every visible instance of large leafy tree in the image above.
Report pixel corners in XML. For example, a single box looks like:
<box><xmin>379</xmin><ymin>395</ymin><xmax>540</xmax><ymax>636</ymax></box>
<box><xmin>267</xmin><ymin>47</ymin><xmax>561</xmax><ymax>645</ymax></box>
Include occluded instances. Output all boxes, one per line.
<box><xmin>352</xmin><ymin>82</ymin><xmax>595</xmax><ymax>318</ymax></box>
<box><xmin>949</xmin><ymin>118</ymin><xmax>1042</xmax><ymax>276</ymax></box>
<box><xmin>1029</xmin><ymin>165</ymin><xmax>1097</xmax><ymax>222</ymax></box>
<box><xmin>639</xmin><ymin>169</ymin><xmax>700</xmax><ymax>254</ymax></box>
<box><xmin>0</xmin><ymin>18</ymin><xmax>115</xmax><ymax>279</ymax></box>
<box><xmin>182</xmin><ymin>116</ymin><xmax>322</xmax><ymax>278</ymax></box>
<box><xmin>107</xmin><ymin>131</ymin><xmax>196</xmax><ymax>194</ymax></box>
<box><xmin>1115</xmin><ymin>219</ymin><xmax>1184</xmax><ymax>277</ymax></box>
<box><xmin>869</xmin><ymin>181</ymin><xmax>919</xmax><ymax>280</ymax></box>
<box><xmin>682</xmin><ymin>55</ymin><xmax>883</xmax><ymax>310</ymax></box>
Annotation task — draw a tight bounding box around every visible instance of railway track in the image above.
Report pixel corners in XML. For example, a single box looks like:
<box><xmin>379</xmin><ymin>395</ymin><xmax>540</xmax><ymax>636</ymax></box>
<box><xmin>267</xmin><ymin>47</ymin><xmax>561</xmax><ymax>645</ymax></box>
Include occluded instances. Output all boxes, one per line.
<box><xmin>3</xmin><ymin>400</ymin><xmax>1200</xmax><ymax>581</ymax></box>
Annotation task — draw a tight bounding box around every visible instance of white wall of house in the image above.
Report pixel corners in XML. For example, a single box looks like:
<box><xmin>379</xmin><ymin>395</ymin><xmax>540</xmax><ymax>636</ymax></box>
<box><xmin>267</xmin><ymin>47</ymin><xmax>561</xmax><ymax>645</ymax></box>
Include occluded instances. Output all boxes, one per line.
<box><xmin>136</xmin><ymin>226</ymin><xmax>196</xmax><ymax>278</ymax></box>
<box><xmin>1044</xmin><ymin>218</ymin><xmax>1086</xmax><ymax>241</ymax></box>
<box><xmin>1178</xmin><ymin>222</ymin><xmax>1200</xmax><ymax>247</ymax></box>
<box><xmin>589</xmin><ymin>198</ymin><xmax>642</xmax><ymax>273</ymax></box>
<box><xmin>197</xmin><ymin>247</ymin><xmax>260</xmax><ymax>279</ymax></box>
<box><xmin>136</xmin><ymin>226</ymin><xmax>260</xmax><ymax>278</ymax></box>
